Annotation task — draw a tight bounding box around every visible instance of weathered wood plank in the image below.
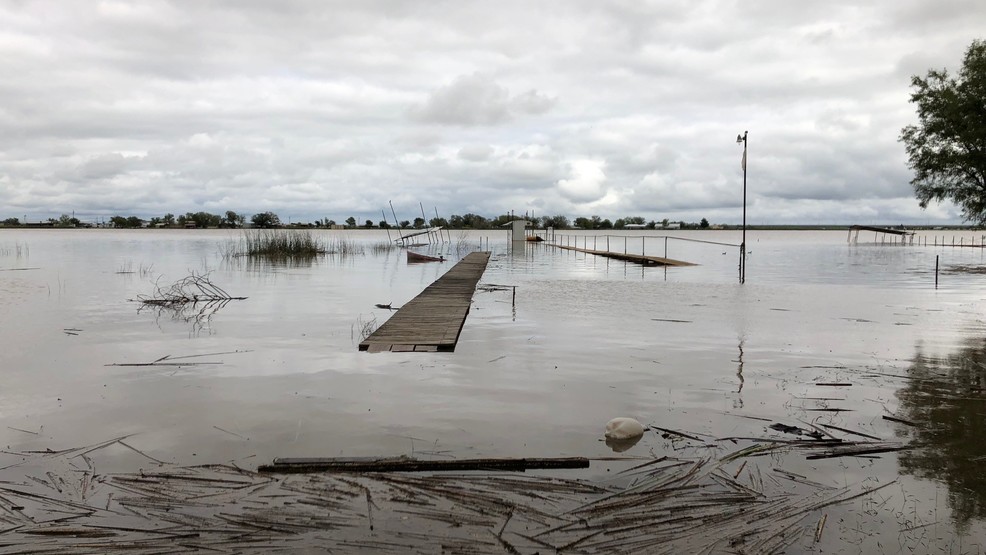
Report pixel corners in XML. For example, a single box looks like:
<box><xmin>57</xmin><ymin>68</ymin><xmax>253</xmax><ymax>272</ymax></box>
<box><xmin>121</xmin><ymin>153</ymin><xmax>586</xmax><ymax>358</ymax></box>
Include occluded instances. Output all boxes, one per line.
<box><xmin>359</xmin><ymin>251</ymin><xmax>492</xmax><ymax>352</ymax></box>
<box><xmin>549</xmin><ymin>244</ymin><xmax>695</xmax><ymax>266</ymax></box>
<box><xmin>259</xmin><ymin>456</ymin><xmax>591</xmax><ymax>473</ymax></box>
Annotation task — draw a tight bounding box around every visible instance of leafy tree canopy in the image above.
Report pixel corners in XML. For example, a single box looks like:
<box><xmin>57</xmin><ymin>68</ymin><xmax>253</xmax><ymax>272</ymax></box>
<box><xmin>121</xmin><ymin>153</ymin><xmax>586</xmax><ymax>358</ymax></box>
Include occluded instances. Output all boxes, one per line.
<box><xmin>251</xmin><ymin>211</ymin><xmax>281</xmax><ymax>228</ymax></box>
<box><xmin>901</xmin><ymin>39</ymin><xmax>986</xmax><ymax>223</ymax></box>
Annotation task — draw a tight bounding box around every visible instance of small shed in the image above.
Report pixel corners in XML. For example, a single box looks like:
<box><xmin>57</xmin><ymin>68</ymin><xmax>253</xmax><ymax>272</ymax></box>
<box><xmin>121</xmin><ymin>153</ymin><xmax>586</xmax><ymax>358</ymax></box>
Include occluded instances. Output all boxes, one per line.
<box><xmin>502</xmin><ymin>219</ymin><xmax>532</xmax><ymax>241</ymax></box>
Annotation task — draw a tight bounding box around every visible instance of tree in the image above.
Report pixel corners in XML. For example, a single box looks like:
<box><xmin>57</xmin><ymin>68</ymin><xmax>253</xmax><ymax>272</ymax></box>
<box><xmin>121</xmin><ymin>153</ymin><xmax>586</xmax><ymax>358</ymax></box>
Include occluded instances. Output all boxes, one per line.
<box><xmin>429</xmin><ymin>217</ymin><xmax>448</xmax><ymax>228</ymax></box>
<box><xmin>2</xmin><ymin>217</ymin><xmax>20</xmax><ymax>226</ymax></box>
<box><xmin>163</xmin><ymin>213</ymin><xmax>175</xmax><ymax>226</ymax></box>
<box><xmin>540</xmin><ymin>214</ymin><xmax>569</xmax><ymax>229</ymax></box>
<box><xmin>364</xmin><ymin>219</ymin><xmax>374</xmax><ymax>228</ymax></box>
<box><xmin>185</xmin><ymin>212</ymin><xmax>221</xmax><ymax>228</ymax></box>
<box><xmin>109</xmin><ymin>215</ymin><xmax>142</xmax><ymax>228</ymax></box>
<box><xmin>460</xmin><ymin>214</ymin><xmax>490</xmax><ymax>229</ymax></box>
<box><xmin>700</xmin><ymin>218</ymin><xmax>710</xmax><ymax>228</ymax></box>
<box><xmin>251</xmin><ymin>212</ymin><xmax>281</xmax><ymax>228</ymax></box>
<box><xmin>224</xmin><ymin>211</ymin><xmax>245</xmax><ymax>228</ymax></box>
<box><xmin>379</xmin><ymin>220</ymin><xmax>390</xmax><ymax>229</ymax></box>
<box><xmin>56</xmin><ymin>214</ymin><xmax>79</xmax><ymax>227</ymax></box>
<box><xmin>413</xmin><ymin>217</ymin><xmax>425</xmax><ymax>229</ymax></box>
<box><xmin>399</xmin><ymin>220</ymin><xmax>411</xmax><ymax>228</ymax></box>
<box><xmin>345</xmin><ymin>216</ymin><xmax>357</xmax><ymax>228</ymax></box>
<box><xmin>490</xmin><ymin>214</ymin><xmax>513</xmax><ymax>227</ymax></box>
<box><xmin>901</xmin><ymin>39</ymin><xmax>986</xmax><ymax>223</ymax></box>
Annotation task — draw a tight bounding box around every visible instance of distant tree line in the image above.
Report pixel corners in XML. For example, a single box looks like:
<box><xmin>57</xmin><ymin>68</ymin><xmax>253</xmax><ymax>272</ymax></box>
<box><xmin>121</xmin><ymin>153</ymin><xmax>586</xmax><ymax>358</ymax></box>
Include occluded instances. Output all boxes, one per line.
<box><xmin>1</xmin><ymin>211</ymin><xmax>715</xmax><ymax>230</ymax></box>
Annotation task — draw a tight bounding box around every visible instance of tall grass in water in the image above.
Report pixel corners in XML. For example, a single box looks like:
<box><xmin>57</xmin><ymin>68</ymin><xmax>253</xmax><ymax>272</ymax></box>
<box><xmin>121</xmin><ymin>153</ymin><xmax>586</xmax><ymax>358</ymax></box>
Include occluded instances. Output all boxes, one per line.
<box><xmin>0</xmin><ymin>242</ymin><xmax>30</xmax><ymax>258</ymax></box>
<box><xmin>369</xmin><ymin>241</ymin><xmax>397</xmax><ymax>255</ymax></box>
<box><xmin>325</xmin><ymin>238</ymin><xmax>365</xmax><ymax>255</ymax></box>
<box><xmin>243</xmin><ymin>229</ymin><xmax>327</xmax><ymax>256</ymax></box>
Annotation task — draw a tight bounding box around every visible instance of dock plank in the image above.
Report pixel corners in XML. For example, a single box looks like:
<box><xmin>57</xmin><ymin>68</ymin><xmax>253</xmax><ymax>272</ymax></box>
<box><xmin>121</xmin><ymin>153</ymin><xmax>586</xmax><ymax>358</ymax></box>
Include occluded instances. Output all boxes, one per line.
<box><xmin>549</xmin><ymin>244</ymin><xmax>695</xmax><ymax>266</ymax></box>
<box><xmin>359</xmin><ymin>251</ymin><xmax>492</xmax><ymax>352</ymax></box>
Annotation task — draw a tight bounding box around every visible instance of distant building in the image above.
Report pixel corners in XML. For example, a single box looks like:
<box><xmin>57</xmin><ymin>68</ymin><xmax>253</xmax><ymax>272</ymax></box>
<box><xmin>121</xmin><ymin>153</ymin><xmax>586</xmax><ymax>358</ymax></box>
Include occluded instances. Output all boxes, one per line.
<box><xmin>624</xmin><ymin>223</ymin><xmax>647</xmax><ymax>230</ymax></box>
<box><xmin>665</xmin><ymin>223</ymin><xmax>681</xmax><ymax>230</ymax></box>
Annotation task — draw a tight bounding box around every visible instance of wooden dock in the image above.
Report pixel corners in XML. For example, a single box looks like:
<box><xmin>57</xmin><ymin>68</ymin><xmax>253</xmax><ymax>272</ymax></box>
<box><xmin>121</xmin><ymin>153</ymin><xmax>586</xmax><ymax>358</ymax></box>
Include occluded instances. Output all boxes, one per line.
<box><xmin>359</xmin><ymin>252</ymin><xmax>491</xmax><ymax>353</ymax></box>
<box><xmin>848</xmin><ymin>224</ymin><xmax>915</xmax><ymax>245</ymax></box>
<box><xmin>550</xmin><ymin>244</ymin><xmax>695</xmax><ymax>266</ymax></box>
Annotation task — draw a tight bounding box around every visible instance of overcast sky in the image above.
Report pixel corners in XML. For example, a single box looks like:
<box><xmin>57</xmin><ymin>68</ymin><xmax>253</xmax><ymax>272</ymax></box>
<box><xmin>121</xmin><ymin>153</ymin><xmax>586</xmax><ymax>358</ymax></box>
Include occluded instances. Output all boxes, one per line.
<box><xmin>1</xmin><ymin>0</ymin><xmax>983</xmax><ymax>225</ymax></box>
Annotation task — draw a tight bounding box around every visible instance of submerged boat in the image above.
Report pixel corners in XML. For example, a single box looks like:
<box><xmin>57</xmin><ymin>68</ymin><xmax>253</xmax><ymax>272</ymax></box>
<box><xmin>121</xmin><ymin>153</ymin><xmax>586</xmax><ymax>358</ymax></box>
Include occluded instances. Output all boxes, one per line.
<box><xmin>407</xmin><ymin>251</ymin><xmax>445</xmax><ymax>263</ymax></box>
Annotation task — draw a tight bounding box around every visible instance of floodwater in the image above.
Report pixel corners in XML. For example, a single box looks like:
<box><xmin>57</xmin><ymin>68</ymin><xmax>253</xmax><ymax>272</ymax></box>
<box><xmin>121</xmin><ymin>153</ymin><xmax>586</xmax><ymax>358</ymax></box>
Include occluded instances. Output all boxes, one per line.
<box><xmin>2</xmin><ymin>227</ymin><xmax>986</xmax><ymax>552</ymax></box>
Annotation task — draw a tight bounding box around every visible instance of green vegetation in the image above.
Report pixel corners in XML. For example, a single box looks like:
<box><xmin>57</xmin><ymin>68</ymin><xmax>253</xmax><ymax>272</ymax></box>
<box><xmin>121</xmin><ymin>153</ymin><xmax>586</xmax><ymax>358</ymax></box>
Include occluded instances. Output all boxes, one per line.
<box><xmin>901</xmin><ymin>39</ymin><xmax>986</xmax><ymax>223</ymax></box>
<box><xmin>325</xmin><ymin>237</ymin><xmax>365</xmax><ymax>255</ymax></box>
<box><xmin>250</xmin><ymin>212</ymin><xmax>281</xmax><ymax>228</ymax></box>
<box><xmin>369</xmin><ymin>241</ymin><xmax>398</xmax><ymax>254</ymax></box>
<box><xmin>110</xmin><ymin>216</ymin><xmax>144</xmax><ymax>228</ymax></box>
<box><xmin>243</xmin><ymin>229</ymin><xmax>326</xmax><ymax>256</ymax></box>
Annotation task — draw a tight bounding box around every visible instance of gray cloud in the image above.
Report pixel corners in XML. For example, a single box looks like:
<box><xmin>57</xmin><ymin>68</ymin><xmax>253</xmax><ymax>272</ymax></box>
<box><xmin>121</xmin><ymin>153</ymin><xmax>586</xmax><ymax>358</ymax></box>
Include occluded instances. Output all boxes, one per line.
<box><xmin>0</xmin><ymin>0</ymin><xmax>981</xmax><ymax>224</ymax></box>
<box><xmin>410</xmin><ymin>73</ymin><xmax>555</xmax><ymax>126</ymax></box>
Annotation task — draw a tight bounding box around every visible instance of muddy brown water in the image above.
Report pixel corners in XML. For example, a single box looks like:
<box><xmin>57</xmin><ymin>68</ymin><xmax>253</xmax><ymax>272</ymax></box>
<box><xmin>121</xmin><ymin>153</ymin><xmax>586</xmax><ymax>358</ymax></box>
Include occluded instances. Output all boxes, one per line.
<box><xmin>2</xmin><ymin>228</ymin><xmax>986</xmax><ymax>551</ymax></box>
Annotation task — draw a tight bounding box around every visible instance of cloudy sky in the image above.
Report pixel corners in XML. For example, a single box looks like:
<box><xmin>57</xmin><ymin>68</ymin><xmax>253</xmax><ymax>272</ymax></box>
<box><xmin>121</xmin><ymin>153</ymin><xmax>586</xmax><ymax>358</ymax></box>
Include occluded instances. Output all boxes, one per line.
<box><xmin>1</xmin><ymin>0</ymin><xmax>983</xmax><ymax>225</ymax></box>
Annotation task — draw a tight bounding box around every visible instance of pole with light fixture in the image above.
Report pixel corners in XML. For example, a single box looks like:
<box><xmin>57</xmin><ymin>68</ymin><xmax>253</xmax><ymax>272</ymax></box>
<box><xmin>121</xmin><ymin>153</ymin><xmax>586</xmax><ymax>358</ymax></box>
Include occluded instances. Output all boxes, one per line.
<box><xmin>736</xmin><ymin>131</ymin><xmax>747</xmax><ymax>284</ymax></box>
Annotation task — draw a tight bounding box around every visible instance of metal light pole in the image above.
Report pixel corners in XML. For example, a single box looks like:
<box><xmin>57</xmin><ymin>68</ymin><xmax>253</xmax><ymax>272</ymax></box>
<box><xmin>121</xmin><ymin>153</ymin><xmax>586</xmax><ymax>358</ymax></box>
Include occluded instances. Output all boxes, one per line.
<box><xmin>736</xmin><ymin>131</ymin><xmax>748</xmax><ymax>284</ymax></box>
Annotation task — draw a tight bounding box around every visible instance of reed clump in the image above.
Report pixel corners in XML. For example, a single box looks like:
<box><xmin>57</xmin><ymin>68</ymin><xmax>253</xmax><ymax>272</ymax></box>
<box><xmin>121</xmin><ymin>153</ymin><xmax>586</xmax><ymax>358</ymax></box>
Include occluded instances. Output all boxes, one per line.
<box><xmin>325</xmin><ymin>237</ymin><xmax>365</xmax><ymax>256</ymax></box>
<box><xmin>370</xmin><ymin>241</ymin><xmax>398</xmax><ymax>254</ymax></box>
<box><xmin>243</xmin><ymin>229</ymin><xmax>327</xmax><ymax>257</ymax></box>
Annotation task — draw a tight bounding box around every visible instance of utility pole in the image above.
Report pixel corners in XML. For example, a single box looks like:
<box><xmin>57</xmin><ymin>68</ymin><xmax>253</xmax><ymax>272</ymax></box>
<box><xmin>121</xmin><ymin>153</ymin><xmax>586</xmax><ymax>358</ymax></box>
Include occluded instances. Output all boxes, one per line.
<box><xmin>736</xmin><ymin>131</ymin><xmax>748</xmax><ymax>284</ymax></box>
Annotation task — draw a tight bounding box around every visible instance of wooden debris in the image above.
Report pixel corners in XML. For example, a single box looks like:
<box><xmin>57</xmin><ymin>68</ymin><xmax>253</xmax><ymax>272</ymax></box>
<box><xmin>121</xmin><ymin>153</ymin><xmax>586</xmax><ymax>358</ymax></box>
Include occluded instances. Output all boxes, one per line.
<box><xmin>0</xmin><ymin>432</ymin><xmax>917</xmax><ymax>553</ymax></box>
<box><xmin>135</xmin><ymin>272</ymin><xmax>246</xmax><ymax>306</ymax></box>
<box><xmin>650</xmin><ymin>426</ymin><xmax>704</xmax><ymax>442</ymax></box>
<box><xmin>818</xmin><ymin>423</ymin><xmax>881</xmax><ymax>441</ymax></box>
<box><xmin>883</xmin><ymin>414</ymin><xmax>920</xmax><ymax>427</ymax></box>
<box><xmin>259</xmin><ymin>456</ymin><xmax>591</xmax><ymax>474</ymax></box>
<box><xmin>805</xmin><ymin>443</ymin><xmax>911</xmax><ymax>460</ymax></box>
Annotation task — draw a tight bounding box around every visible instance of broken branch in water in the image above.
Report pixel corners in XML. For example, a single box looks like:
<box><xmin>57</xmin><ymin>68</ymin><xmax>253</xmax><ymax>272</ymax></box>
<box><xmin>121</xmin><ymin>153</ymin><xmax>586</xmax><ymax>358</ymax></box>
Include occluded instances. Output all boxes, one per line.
<box><xmin>132</xmin><ymin>273</ymin><xmax>245</xmax><ymax>335</ymax></box>
<box><xmin>106</xmin><ymin>350</ymin><xmax>250</xmax><ymax>367</ymax></box>
<box><xmin>134</xmin><ymin>272</ymin><xmax>246</xmax><ymax>306</ymax></box>
<box><xmin>882</xmin><ymin>415</ymin><xmax>920</xmax><ymax>427</ymax></box>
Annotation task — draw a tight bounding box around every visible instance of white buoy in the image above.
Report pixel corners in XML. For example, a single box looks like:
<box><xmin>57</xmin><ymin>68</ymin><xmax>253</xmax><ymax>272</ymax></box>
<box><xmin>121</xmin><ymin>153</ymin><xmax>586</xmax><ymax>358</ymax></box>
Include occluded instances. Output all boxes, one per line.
<box><xmin>604</xmin><ymin>417</ymin><xmax>646</xmax><ymax>440</ymax></box>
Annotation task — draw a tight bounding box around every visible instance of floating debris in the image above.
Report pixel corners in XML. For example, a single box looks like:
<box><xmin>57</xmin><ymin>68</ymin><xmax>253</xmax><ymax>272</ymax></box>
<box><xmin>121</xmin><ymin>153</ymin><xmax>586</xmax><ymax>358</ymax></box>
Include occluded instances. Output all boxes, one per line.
<box><xmin>604</xmin><ymin>417</ymin><xmax>645</xmax><ymax>440</ymax></box>
<box><xmin>135</xmin><ymin>272</ymin><xmax>246</xmax><ymax>307</ymax></box>
<box><xmin>0</xmin><ymin>433</ymin><xmax>903</xmax><ymax>554</ymax></box>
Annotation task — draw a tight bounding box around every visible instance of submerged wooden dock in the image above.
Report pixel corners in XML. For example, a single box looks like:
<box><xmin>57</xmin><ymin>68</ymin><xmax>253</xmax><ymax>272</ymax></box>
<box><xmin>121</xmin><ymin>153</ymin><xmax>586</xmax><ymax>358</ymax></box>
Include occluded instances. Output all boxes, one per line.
<box><xmin>550</xmin><ymin>244</ymin><xmax>695</xmax><ymax>266</ymax></box>
<box><xmin>360</xmin><ymin>251</ymin><xmax>491</xmax><ymax>353</ymax></box>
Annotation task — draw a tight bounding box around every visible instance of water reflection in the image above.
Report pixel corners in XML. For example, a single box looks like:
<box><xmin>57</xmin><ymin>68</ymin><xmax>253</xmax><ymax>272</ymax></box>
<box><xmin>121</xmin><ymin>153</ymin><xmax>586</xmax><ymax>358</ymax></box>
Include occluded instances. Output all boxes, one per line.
<box><xmin>605</xmin><ymin>434</ymin><xmax>642</xmax><ymax>453</ymax></box>
<box><xmin>897</xmin><ymin>338</ymin><xmax>986</xmax><ymax>525</ymax></box>
<box><xmin>734</xmin><ymin>338</ymin><xmax>745</xmax><ymax>408</ymax></box>
<box><xmin>137</xmin><ymin>298</ymin><xmax>233</xmax><ymax>336</ymax></box>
